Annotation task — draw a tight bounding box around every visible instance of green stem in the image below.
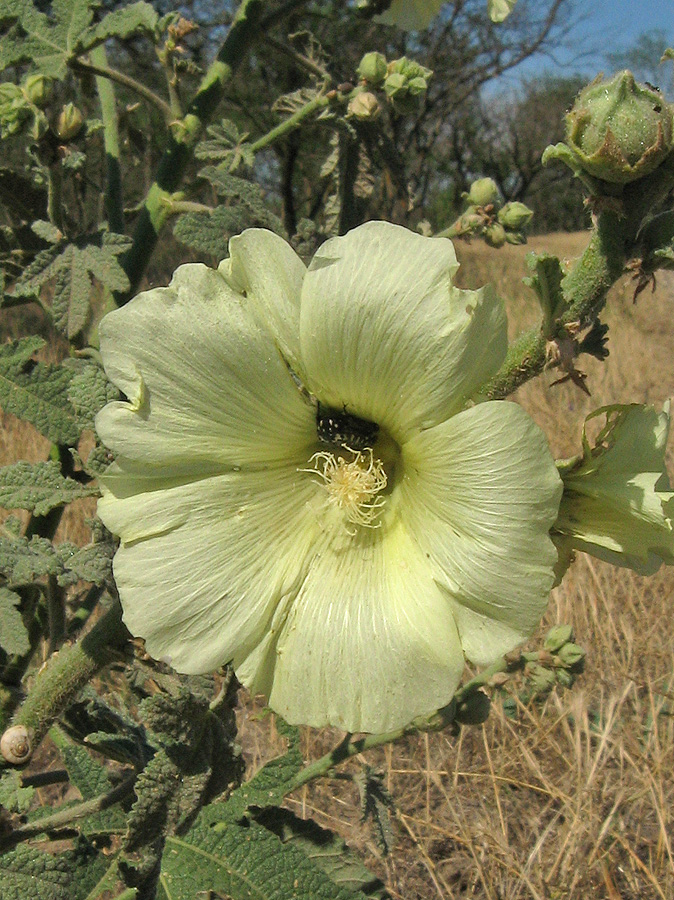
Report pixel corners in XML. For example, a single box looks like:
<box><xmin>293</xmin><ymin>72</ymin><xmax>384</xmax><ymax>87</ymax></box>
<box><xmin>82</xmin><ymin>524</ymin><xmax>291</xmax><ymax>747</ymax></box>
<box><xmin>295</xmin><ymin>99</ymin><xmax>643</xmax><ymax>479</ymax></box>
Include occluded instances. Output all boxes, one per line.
<box><xmin>70</xmin><ymin>58</ymin><xmax>174</xmax><ymax>122</ymax></box>
<box><xmin>91</xmin><ymin>45</ymin><xmax>125</xmax><ymax>234</ymax></box>
<box><xmin>47</xmin><ymin>161</ymin><xmax>64</xmax><ymax>232</ymax></box>
<box><xmin>249</xmin><ymin>91</ymin><xmax>329</xmax><ymax>154</ymax></box>
<box><xmin>483</xmin><ymin>156</ymin><xmax>674</xmax><ymax>400</ymax></box>
<box><xmin>121</xmin><ymin>0</ymin><xmax>308</xmax><ymax>299</ymax></box>
<box><xmin>0</xmin><ymin>772</ymin><xmax>135</xmax><ymax>848</ymax></box>
<box><xmin>0</xmin><ymin>600</ymin><xmax>129</xmax><ymax>768</ymax></box>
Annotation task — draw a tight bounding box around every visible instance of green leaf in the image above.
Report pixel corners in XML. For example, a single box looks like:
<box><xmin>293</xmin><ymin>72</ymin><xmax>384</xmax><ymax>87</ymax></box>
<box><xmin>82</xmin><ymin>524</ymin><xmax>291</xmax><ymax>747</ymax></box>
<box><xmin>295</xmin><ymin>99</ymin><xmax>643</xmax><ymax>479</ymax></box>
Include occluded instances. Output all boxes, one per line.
<box><xmin>0</xmin><ymin>838</ymin><xmax>106</xmax><ymax>900</ymax></box>
<box><xmin>15</xmin><ymin>232</ymin><xmax>131</xmax><ymax>339</ymax></box>
<box><xmin>0</xmin><ymin>460</ymin><xmax>95</xmax><ymax>515</ymax></box>
<box><xmin>354</xmin><ymin>768</ymin><xmax>395</xmax><ymax>857</ymax></box>
<box><xmin>0</xmin><ymin>0</ymin><xmax>157</xmax><ymax>80</ymax></box>
<box><xmin>0</xmin><ymin>770</ymin><xmax>35</xmax><ymax>814</ymax></box>
<box><xmin>47</xmin><ymin>727</ymin><xmax>128</xmax><ymax>837</ymax></box>
<box><xmin>0</xmin><ymin>586</ymin><xmax>30</xmax><ymax>655</ymax></box>
<box><xmin>254</xmin><ymin>808</ymin><xmax>390</xmax><ymax>900</ymax></box>
<box><xmin>173</xmin><ymin>169</ymin><xmax>285</xmax><ymax>258</ymax></box>
<box><xmin>0</xmin><ymin>337</ymin><xmax>80</xmax><ymax>444</ymax></box>
<box><xmin>0</xmin><ymin>532</ymin><xmax>60</xmax><ymax>584</ymax></box>
<box><xmin>161</xmin><ymin>805</ymin><xmax>375</xmax><ymax>900</ymax></box>
<box><xmin>222</xmin><ymin>718</ymin><xmax>302</xmax><ymax>822</ymax></box>
<box><xmin>66</xmin><ymin>361</ymin><xmax>119</xmax><ymax>430</ymax></box>
<box><xmin>524</xmin><ymin>252</ymin><xmax>568</xmax><ymax>330</ymax></box>
<box><xmin>195</xmin><ymin>121</ymin><xmax>254</xmax><ymax>171</ymax></box>
<box><xmin>79</xmin><ymin>1</ymin><xmax>158</xmax><ymax>48</ymax></box>
<box><xmin>55</xmin><ymin>541</ymin><xmax>113</xmax><ymax>587</ymax></box>
<box><xmin>0</xmin><ymin>0</ymin><xmax>94</xmax><ymax>79</ymax></box>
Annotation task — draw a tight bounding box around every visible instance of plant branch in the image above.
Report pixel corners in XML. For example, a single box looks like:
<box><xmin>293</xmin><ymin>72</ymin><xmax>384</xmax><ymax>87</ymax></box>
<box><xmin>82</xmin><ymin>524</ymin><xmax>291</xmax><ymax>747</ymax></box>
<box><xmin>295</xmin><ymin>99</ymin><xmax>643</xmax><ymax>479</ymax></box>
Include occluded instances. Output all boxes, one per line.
<box><xmin>249</xmin><ymin>90</ymin><xmax>330</xmax><ymax>154</ymax></box>
<box><xmin>0</xmin><ymin>772</ymin><xmax>135</xmax><ymax>849</ymax></box>
<box><xmin>70</xmin><ymin>58</ymin><xmax>174</xmax><ymax>122</ymax></box>
<box><xmin>91</xmin><ymin>45</ymin><xmax>125</xmax><ymax>234</ymax></box>
<box><xmin>483</xmin><ymin>156</ymin><xmax>674</xmax><ymax>399</ymax></box>
<box><xmin>287</xmin><ymin>657</ymin><xmax>510</xmax><ymax>792</ymax></box>
<box><xmin>121</xmin><ymin>0</ymin><xmax>308</xmax><ymax>299</ymax></box>
<box><xmin>0</xmin><ymin>600</ymin><xmax>129</xmax><ymax>768</ymax></box>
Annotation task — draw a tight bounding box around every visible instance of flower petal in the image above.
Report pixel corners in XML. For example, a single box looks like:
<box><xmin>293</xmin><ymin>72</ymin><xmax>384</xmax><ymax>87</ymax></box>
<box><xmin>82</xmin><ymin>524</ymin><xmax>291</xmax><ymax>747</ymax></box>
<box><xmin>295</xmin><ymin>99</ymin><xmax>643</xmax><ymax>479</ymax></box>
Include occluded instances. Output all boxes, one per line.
<box><xmin>98</xmin><ymin>463</ymin><xmax>320</xmax><ymax>673</ymax></box>
<box><xmin>555</xmin><ymin>403</ymin><xmax>674</xmax><ymax>574</ymax></box>
<box><xmin>96</xmin><ymin>262</ymin><xmax>314</xmax><ymax>471</ymax></box>
<box><xmin>299</xmin><ymin>222</ymin><xmax>507</xmax><ymax>442</ymax></box>
<box><xmin>401</xmin><ymin>401</ymin><xmax>562</xmax><ymax>665</ymax></box>
<box><xmin>218</xmin><ymin>228</ymin><xmax>306</xmax><ymax>377</ymax></box>
<box><xmin>255</xmin><ymin>520</ymin><xmax>465</xmax><ymax>734</ymax></box>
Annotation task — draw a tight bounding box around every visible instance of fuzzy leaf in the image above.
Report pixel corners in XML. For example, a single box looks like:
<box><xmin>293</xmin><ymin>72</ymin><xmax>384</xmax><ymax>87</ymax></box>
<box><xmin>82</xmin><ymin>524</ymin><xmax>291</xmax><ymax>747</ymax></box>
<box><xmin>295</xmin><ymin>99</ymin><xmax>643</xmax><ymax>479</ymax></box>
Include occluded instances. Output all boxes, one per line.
<box><xmin>55</xmin><ymin>541</ymin><xmax>112</xmax><ymax>587</ymax></box>
<box><xmin>195</xmin><ymin>120</ymin><xmax>254</xmax><ymax>171</ymax></box>
<box><xmin>0</xmin><ymin>586</ymin><xmax>30</xmax><ymax>655</ymax></box>
<box><xmin>0</xmin><ymin>839</ymin><xmax>106</xmax><ymax>900</ymax></box>
<box><xmin>15</xmin><ymin>233</ymin><xmax>131</xmax><ymax>339</ymax></box>
<box><xmin>65</xmin><ymin>361</ymin><xmax>119</xmax><ymax>430</ymax></box>
<box><xmin>355</xmin><ymin>768</ymin><xmax>395</xmax><ymax>857</ymax></box>
<box><xmin>0</xmin><ymin>337</ymin><xmax>80</xmax><ymax>444</ymax></box>
<box><xmin>174</xmin><ymin>170</ymin><xmax>284</xmax><ymax>258</ymax></box>
<box><xmin>222</xmin><ymin>718</ymin><xmax>302</xmax><ymax>822</ymax></box>
<box><xmin>524</xmin><ymin>252</ymin><xmax>567</xmax><ymax>329</ymax></box>
<box><xmin>161</xmin><ymin>808</ymin><xmax>374</xmax><ymax>900</ymax></box>
<box><xmin>0</xmin><ymin>532</ymin><xmax>60</xmax><ymax>584</ymax></box>
<box><xmin>255</xmin><ymin>807</ymin><xmax>390</xmax><ymax>900</ymax></box>
<box><xmin>0</xmin><ymin>770</ymin><xmax>35</xmax><ymax>814</ymax></box>
<box><xmin>0</xmin><ymin>460</ymin><xmax>95</xmax><ymax>515</ymax></box>
<box><xmin>79</xmin><ymin>1</ymin><xmax>158</xmax><ymax>48</ymax></box>
<box><xmin>0</xmin><ymin>0</ymin><xmax>94</xmax><ymax>79</ymax></box>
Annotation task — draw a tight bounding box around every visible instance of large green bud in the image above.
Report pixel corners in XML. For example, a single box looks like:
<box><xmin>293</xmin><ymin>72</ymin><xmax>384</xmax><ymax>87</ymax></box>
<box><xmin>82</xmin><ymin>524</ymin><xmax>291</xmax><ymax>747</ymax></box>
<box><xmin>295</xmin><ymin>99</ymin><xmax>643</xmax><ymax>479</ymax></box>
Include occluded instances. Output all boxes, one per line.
<box><xmin>565</xmin><ymin>71</ymin><xmax>674</xmax><ymax>184</ymax></box>
<box><xmin>357</xmin><ymin>51</ymin><xmax>388</xmax><ymax>87</ymax></box>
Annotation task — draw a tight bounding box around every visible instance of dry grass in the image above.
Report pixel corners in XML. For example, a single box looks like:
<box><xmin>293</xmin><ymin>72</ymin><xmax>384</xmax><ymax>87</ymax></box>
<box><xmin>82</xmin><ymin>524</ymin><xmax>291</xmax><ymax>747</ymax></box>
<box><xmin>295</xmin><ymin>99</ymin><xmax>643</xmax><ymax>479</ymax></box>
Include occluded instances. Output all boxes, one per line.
<box><xmin>2</xmin><ymin>233</ymin><xmax>674</xmax><ymax>899</ymax></box>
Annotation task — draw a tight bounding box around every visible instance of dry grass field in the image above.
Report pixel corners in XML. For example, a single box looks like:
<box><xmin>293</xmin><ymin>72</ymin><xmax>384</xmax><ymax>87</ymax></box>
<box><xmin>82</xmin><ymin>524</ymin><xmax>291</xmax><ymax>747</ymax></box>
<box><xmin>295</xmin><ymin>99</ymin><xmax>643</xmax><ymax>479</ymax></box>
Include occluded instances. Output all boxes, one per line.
<box><xmin>2</xmin><ymin>231</ymin><xmax>673</xmax><ymax>899</ymax></box>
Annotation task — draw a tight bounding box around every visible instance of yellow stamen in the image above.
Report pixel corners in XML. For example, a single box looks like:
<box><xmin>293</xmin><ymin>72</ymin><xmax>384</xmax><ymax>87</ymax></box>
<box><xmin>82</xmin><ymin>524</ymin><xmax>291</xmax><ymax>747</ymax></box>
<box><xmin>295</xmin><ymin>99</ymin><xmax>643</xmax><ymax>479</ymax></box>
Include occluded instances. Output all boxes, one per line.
<box><xmin>301</xmin><ymin>447</ymin><xmax>388</xmax><ymax>529</ymax></box>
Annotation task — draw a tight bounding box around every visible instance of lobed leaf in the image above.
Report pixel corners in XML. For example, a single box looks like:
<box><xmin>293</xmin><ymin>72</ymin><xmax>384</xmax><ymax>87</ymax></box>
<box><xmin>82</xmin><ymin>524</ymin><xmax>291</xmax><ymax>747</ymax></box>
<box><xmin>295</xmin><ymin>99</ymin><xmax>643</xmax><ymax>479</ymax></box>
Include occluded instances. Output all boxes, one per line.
<box><xmin>0</xmin><ymin>337</ymin><xmax>80</xmax><ymax>444</ymax></box>
<box><xmin>15</xmin><ymin>233</ymin><xmax>131</xmax><ymax>340</ymax></box>
<box><xmin>0</xmin><ymin>0</ymin><xmax>94</xmax><ymax>79</ymax></box>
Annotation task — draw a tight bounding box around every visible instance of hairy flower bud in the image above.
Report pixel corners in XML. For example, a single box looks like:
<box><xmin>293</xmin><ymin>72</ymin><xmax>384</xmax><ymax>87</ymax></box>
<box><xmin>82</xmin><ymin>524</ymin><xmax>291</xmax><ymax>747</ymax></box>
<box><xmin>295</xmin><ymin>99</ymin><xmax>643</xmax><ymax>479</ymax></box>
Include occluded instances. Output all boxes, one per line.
<box><xmin>498</xmin><ymin>201</ymin><xmax>533</xmax><ymax>230</ymax></box>
<box><xmin>22</xmin><ymin>73</ymin><xmax>52</xmax><ymax>107</ymax></box>
<box><xmin>357</xmin><ymin>51</ymin><xmax>388</xmax><ymax>87</ymax></box>
<box><xmin>56</xmin><ymin>102</ymin><xmax>84</xmax><ymax>141</ymax></box>
<box><xmin>484</xmin><ymin>222</ymin><xmax>507</xmax><ymax>248</ymax></box>
<box><xmin>565</xmin><ymin>70</ymin><xmax>674</xmax><ymax>184</ymax></box>
<box><xmin>347</xmin><ymin>90</ymin><xmax>380</xmax><ymax>120</ymax></box>
<box><xmin>466</xmin><ymin>177</ymin><xmax>500</xmax><ymax>208</ymax></box>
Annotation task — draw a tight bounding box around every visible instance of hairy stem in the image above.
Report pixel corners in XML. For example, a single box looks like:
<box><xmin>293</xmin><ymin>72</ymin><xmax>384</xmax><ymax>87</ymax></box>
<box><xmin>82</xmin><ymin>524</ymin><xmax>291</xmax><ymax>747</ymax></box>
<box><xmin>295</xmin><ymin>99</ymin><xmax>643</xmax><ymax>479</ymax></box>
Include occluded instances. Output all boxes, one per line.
<box><xmin>71</xmin><ymin>58</ymin><xmax>174</xmax><ymax>122</ymax></box>
<box><xmin>287</xmin><ymin>657</ymin><xmax>509</xmax><ymax>791</ymax></box>
<box><xmin>249</xmin><ymin>91</ymin><xmax>329</xmax><ymax>154</ymax></box>
<box><xmin>121</xmin><ymin>0</ymin><xmax>307</xmax><ymax>298</ymax></box>
<box><xmin>0</xmin><ymin>600</ymin><xmax>129</xmax><ymax>768</ymax></box>
<box><xmin>91</xmin><ymin>45</ymin><xmax>125</xmax><ymax>234</ymax></box>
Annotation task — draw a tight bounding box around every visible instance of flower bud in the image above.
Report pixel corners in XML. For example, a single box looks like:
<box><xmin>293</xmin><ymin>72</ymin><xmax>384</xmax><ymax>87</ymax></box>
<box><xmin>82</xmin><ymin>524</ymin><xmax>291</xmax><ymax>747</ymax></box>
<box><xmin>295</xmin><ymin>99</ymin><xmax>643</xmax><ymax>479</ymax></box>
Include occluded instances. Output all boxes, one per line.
<box><xmin>556</xmin><ymin>642</ymin><xmax>586</xmax><ymax>668</ymax></box>
<box><xmin>565</xmin><ymin>70</ymin><xmax>674</xmax><ymax>184</ymax></box>
<box><xmin>484</xmin><ymin>222</ymin><xmax>507</xmax><ymax>248</ymax></box>
<box><xmin>466</xmin><ymin>177</ymin><xmax>499</xmax><ymax>208</ymax></box>
<box><xmin>544</xmin><ymin>623</ymin><xmax>573</xmax><ymax>652</ymax></box>
<box><xmin>347</xmin><ymin>90</ymin><xmax>380</xmax><ymax>120</ymax></box>
<box><xmin>498</xmin><ymin>200</ymin><xmax>533</xmax><ymax>230</ymax></box>
<box><xmin>56</xmin><ymin>102</ymin><xmax>84</xmax><ymax>141</ymax></box>
<box><xmin>22</xmin><ymin>74</ymin><xmax>52</xmax><ymax>107</ymax></box>
<box><xmin>526</xmin><ymin>663</ymin><xmax>556</xmax><ymax>695</ymax></box>
<box><xmin>357</xmin><ymin>51</ymin><xmax>388</xmax><ymax>87</ymax></box>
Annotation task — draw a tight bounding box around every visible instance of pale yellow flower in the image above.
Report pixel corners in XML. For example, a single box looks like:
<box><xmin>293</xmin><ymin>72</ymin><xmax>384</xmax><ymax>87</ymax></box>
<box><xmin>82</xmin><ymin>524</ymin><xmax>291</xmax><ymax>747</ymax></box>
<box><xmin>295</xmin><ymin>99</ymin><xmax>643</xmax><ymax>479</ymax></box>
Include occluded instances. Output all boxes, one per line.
<box><xmin>554</xmin><ymin>403</ymin><xmax>674</xmax><ymax>575</ymax></box>
<box><xmin>96</xmin><ymin>222</ymin><xmax>561</xmax><ymax>733</ymax></box>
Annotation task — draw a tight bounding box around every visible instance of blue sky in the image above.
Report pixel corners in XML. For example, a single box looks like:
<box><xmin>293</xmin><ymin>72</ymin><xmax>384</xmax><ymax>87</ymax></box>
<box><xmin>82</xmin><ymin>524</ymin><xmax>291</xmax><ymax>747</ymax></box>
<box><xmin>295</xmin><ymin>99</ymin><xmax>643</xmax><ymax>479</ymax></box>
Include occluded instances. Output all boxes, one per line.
<box><xmin>504</xmin><ymin>0</ymin><xmax>673</xmax><ymax>89</ymax></box>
